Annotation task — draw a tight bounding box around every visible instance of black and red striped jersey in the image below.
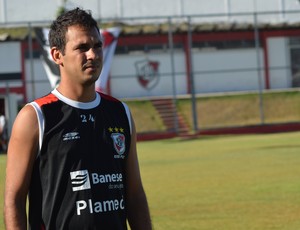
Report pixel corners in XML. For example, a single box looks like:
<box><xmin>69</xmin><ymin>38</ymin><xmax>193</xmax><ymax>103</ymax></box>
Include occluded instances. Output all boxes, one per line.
<box><xmin>28</xmin><ymin>89</ymin><xmax>131</xmax><ymax>230</ymax></box>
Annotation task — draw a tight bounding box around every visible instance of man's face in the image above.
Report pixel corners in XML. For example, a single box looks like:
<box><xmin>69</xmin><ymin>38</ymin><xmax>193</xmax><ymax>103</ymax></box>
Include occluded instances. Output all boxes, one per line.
<box><xmin>61</xmin><ymin>25</ymin><xmax>103</xmax><ymax>86</ymax></box>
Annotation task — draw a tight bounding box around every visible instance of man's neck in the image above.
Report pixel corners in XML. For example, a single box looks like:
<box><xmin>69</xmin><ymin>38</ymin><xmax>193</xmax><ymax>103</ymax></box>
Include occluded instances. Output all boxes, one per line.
<box><xmin>56</xmin><ymin>84</ymin><xmax>97</xmax><ymax>102</ymax></box>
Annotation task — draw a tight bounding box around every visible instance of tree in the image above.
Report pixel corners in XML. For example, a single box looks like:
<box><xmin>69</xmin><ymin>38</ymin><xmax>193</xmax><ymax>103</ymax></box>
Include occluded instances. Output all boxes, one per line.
<box><xmin>56</xmin><ymin>0</ymin><xmax>68</xmax><ymax>17</ymax></box>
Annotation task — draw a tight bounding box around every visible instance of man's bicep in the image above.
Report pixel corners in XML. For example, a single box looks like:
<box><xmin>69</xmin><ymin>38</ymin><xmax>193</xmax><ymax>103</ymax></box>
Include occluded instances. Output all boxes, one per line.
<box><xmin>5</xmin><ymin>105</ymin><xmax>39</xmax><ymax>199</ymax></box>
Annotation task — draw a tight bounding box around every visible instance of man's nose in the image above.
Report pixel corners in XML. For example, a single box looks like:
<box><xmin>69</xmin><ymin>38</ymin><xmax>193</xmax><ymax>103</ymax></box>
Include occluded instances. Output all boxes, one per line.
<box><xmin>87</xmin><ymin>48</ymin><xmax>102</xmax><ymax>60</ymax></box>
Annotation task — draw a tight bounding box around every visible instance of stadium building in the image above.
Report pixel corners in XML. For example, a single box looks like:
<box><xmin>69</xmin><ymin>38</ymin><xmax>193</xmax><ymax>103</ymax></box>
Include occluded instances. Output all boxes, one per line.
<box><xmin>1</xmin><ymin>0</ymin><xmax>300</xmax><ymax>136</ymax></box>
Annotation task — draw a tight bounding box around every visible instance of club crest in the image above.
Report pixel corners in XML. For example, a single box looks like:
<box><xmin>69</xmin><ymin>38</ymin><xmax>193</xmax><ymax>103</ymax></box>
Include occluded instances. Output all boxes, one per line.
<box><xmin>135</xmin><ymin>59</ymin><xmax>160</xmax><ymax>90</ymax></box>
<box><xmin>111</xmin><ymin>133</ymin><xmax>126</xmax><ymax>157</ymax></box>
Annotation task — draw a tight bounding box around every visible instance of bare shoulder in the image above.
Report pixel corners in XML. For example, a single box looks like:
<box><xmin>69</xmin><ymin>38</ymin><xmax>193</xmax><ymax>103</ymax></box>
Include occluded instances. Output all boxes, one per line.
<box><xmin>13</xmin><ymin>104</ymin><xmax>38</xmax><ymax>133</ymax></box>
<box><xmin>8</xmin><ymin>104</ymin><xmax>39</xmax><ymax>156</ymax></box>
<box><xmin>16</xmin><ymin>103</ymin><xmax>38</xmax><ymax>121</ymax></box>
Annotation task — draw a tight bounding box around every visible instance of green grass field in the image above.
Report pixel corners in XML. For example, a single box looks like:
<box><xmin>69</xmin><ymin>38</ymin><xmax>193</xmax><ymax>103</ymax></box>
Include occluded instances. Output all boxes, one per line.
<box><xmin>1</xmin><ymin>132</ymin><xmax>300</xmax><ymax>229</ymax></box>
<box><xmin>126</xmin><ymin>90</ymin><xmax>300</xmax><ymax>132</ymax></box>
<box><xmin>177</xmin><ymin>90</ymin><xmax>300</xmax><ymax>129</ymax></box>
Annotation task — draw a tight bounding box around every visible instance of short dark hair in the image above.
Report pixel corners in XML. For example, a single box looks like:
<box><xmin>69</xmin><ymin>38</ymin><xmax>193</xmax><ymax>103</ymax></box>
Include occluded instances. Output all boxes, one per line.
<box><xmin>49</xmin><ymin>8</ymin><xmax>99</xmax><ymax>54</ymax></box>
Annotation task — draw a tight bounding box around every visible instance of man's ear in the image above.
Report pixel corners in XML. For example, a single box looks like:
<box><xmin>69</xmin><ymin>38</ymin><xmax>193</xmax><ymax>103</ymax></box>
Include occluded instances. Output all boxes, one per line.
<box><xmin>50</xmin><ymin>47</ymin><xmax>63</xmax><ymax>66</ymax></box>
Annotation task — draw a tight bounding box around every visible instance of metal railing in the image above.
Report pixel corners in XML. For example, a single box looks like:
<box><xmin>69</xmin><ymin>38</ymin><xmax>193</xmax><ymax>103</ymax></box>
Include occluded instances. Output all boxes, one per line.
<box><xmin>1</xmin><ymin>10</ymin><xmax>300</xmax><ymax>135</ymax></box>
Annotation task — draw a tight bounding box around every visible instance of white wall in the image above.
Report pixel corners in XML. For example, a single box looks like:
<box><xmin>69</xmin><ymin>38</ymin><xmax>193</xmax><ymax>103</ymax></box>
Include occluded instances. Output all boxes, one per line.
<box><xmin>0</xmin><ymin>38</ymin><xmax>293</xmax><ymax>101</ymax></box>
<box><xmin>0</xmin><ymin>42</ymin><xmax>21</xmax><ymax>73</ymax></box>
<box><xmin>0</xmin><ymin>42</ymin><xmax>23</xmax><ymax>89</ymax></box>
<box><xmin>110</xmin><ymin>51</ymin><xmax>187</xmax><ymax>98</ymax></box>
<box><xmin>25</xmin><ymin>59</ymin><xmax>52</xmax><ymax>102</ymax></box>
<box><xmin>110</xmin><ymin>48</ymin><xmax>270</xmax><ymax>97</ymax></box>
<box><xmin>267</xmin><ymin>37</ymin><xmax>292</xmax><ymax>89</ymax></box>
<box><xmin>2</xmin><ymin>0</ymin><xmax>300</xmax><ymax>23</ymax></box>
<box><xmin>192</xmin><ymin>49</ymin><xmax>265</xmax><ymax>93</ymax></box>
<box><xmin>0</xmin><ymin>42</ymin><xmax>52</xmax><ymax>101</ymax></box>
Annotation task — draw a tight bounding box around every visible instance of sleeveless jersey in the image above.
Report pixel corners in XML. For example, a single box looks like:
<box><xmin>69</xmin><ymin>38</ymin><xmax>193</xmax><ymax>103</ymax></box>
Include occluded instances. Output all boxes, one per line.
<box><xmin>28</xmin><ymin>89</ymin><xmax>131</xmax><ymax>230</ymax></box>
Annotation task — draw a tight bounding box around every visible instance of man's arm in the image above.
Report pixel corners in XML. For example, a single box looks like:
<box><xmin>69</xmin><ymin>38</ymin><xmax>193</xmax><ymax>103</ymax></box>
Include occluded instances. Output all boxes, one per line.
<box><xmin>126</xmin><ymin>116</ymin><xmax>152</xmax><ymax>230</ymax></box>
<box><xmin>4</xmin><ymin>105</ymin><xmax>39</xmax><ymax>230</ymax></box>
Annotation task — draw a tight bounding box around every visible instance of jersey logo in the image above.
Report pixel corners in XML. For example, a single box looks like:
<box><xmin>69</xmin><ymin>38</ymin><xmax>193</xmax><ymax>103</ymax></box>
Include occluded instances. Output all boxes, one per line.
<box><xmin>111</xmin><ymin>133</ymin><xmax>126</xmax><ymax>158</ymax></box>
<box><xmin>63</xmin><ymin>132</ymin><xmax>80</xmax><ymax>141</ymax></box>
<box><xmin>70</xmin><ymin>170</ymin><xmax>91</xmax><ymax>191</ymax></box>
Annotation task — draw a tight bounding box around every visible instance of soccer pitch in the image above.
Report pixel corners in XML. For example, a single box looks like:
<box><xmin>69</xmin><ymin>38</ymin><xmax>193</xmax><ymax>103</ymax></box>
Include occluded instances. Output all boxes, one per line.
<box><xmin>138</xmin><ymin>132</ymin><xmax>300</xmax><ymax>230</ymax></box>
<box><xmin>1</xmin><ymin>132</ymin><xmax>300</xmax><ymax>229</ymax></box>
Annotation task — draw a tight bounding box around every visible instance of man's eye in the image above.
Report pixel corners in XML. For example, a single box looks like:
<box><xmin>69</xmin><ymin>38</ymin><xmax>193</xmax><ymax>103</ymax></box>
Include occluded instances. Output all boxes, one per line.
<box><xmin>77</xmin><ymin>45</ymin><xmax>89</xmax><ymax>51</ymax></box>
<box><xmin>81</xmin><ymin>47</ymin><xmax>89</xmax><ymax>51</ymax></box>
<box><xmin>95</xmin><ymin>43</ymin><xmax>103</xmax><ymax>49</ymax></box>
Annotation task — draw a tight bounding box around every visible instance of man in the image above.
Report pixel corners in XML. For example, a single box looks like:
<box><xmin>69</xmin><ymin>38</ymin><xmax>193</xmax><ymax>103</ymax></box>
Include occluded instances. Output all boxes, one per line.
<box><xmin>0</xmin><ymin>110</ymin><xmax>7</xmax><ymax>152</ymax></box>
<box><xmin>4</xmin><ymin>8</ymin><xmax>152</xmax><ymax>230</ymax></box>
